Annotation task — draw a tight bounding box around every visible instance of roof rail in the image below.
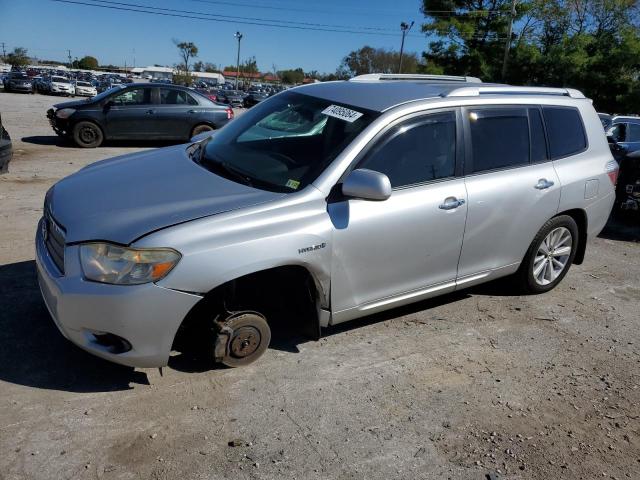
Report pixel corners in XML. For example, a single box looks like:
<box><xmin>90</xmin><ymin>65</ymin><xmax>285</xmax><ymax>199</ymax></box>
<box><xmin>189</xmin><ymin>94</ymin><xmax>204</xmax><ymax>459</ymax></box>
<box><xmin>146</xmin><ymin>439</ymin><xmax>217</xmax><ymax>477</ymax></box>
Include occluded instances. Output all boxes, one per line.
<box><xmin>350</xmin><ymin>73</ymin><xmax>482</xmax><ymax>83</ymax></box>
<box><xmin>445</xmin><ymin>86</ymin><xmax>586</xmax><ymax>99</ymax></box>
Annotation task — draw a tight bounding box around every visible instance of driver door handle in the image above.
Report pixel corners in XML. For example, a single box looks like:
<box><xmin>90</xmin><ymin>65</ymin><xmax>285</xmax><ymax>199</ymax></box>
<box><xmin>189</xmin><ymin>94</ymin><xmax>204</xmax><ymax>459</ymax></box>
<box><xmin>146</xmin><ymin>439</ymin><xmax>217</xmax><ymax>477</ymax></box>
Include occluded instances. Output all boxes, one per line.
<box><xmin>534</xmin><ymin>178</ymin><xmax>554</xmax><ymax>190</ymax></box>
<box><xmin>439</xmin><ymin>197</ymin><xmax>465</xmax><ymax>210</ymax></box>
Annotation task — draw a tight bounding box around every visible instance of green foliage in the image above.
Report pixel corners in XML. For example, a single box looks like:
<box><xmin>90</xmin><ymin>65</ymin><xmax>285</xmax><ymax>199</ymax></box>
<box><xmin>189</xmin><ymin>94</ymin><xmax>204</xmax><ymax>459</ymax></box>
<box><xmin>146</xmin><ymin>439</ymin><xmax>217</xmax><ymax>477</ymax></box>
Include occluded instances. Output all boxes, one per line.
<box><xmin>172</xmin><ymin>71</ymin><xmax>193</xmax><ymax>86</ymax></box>
<box><xmin>6</xmin><ymin>47</ymin><xmax>30</xmax><ymax>68</ymax></box>
<box><xmin>420</xmin><ymin>0</ymin><xmax>640</xmax><ymax>112</ymax></box>
<box><xmin>77</xmin><ymin>56</ymin><xmax>99</xmax><ymax>70</ymax></box>
<box><xmin>278</xmin><ymin>68</ymin><xmax>305</xmax><ymax>84</ymax></box>
<box><xmin>338</xmin><ymin>46</ymin><xmax>421</xmax><ymax>76</ymax></box>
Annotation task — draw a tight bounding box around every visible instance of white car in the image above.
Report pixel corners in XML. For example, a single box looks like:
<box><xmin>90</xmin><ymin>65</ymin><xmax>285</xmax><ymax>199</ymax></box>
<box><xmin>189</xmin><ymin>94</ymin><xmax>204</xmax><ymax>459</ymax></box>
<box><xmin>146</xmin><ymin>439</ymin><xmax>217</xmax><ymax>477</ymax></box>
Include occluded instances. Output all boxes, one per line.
<box><xmin>48</xmin><ymin>76</ymin><xmax>75</xmax><ymax>96</ymax></box>
<box><xmin>73</xmin><ymin>81</ymin><xmax>97</xmax><ymax>97</ymax></box>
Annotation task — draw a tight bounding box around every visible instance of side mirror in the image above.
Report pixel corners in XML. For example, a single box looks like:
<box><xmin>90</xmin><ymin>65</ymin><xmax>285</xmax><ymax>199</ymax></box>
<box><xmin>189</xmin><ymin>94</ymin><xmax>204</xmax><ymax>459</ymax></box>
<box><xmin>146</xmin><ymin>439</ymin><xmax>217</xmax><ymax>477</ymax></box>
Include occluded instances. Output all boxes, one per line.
<box><xmin>190</xmin><ymin>130</ymin><xmax>216</xmax><ymax>143</ymax></box>
<box><xmin>342</xmin><ymin>168</ymin><xmax>392</xmax><ymax>201</ymax></box>
<box><xmin>103</xmin><ymin>100</ymin><xmax>114</xmax><ymax>111</ymax></box>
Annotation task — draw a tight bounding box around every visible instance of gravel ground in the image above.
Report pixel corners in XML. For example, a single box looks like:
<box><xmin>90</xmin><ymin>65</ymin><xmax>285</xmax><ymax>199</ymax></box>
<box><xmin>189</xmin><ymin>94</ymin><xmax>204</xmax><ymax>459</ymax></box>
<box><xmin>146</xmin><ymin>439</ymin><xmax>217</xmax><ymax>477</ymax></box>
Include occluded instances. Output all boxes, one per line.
<box><xmin>1</xmin><ymin>90</ymin><xmax>639</xmax><ymax>480</ymax></box>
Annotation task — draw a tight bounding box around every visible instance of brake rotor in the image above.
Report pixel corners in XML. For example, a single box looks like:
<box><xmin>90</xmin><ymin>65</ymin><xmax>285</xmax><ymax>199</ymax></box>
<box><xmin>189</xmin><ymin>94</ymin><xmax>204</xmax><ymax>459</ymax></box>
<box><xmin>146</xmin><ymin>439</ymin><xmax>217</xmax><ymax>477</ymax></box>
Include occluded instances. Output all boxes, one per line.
<box><xmin>215</xmin><ymin>312</ymin><xmax>271</xmax><ymax>368</ymax></box>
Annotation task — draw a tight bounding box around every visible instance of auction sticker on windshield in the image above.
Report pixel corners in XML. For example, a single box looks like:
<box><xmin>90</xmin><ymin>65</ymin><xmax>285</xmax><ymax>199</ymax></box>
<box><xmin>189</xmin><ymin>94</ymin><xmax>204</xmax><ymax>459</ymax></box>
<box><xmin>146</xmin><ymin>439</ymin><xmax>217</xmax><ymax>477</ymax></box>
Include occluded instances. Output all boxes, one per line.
<box><xmin>321</xmin><ymin>105</ymin><xmax>363</xmax><ymax>123</ymax></box>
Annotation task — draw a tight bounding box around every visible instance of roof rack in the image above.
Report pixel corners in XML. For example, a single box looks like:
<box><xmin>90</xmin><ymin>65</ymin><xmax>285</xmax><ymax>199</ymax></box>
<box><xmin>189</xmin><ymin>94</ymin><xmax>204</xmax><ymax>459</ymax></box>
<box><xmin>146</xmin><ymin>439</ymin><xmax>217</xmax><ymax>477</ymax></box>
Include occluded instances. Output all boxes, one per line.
<box><xmin>445</xmin><ymin>86</ymin><xmax>586</xmax><ymax>99</ymax></box>
<box><xmin>349</xmin><ymin>73</ymin><xmax>482</xmax><ymax>83</ymax></box>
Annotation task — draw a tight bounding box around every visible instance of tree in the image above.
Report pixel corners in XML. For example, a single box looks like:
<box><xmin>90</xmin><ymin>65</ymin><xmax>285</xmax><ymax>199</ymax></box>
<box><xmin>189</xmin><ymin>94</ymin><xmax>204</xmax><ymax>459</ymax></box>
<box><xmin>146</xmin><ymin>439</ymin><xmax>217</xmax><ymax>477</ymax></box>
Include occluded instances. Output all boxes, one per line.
<box><xmin>6</xmin><ymin>47</ymin><xmax>30</xmax><ymax>68</ymax></box>
<box><xmin>278</xmin><ymin>68</ymin><xmax>305</xmax><ymax>84</ymax></box>
<box><xmin>203</xmin><ymin>62</ymin><xmax>218</xmax><ymax>73</ymax></box>
<box><xmin>193</xmin><ymin>61</ymin><xmax>204</xmax><ymax>72</ymax></box>
<box><xmin>174</xmin><ymin>40</ymin><xmax>198</xmax><ymax>73</ymax></box>
<box><xmin>338</xmin><ymin>46</ymin><xmax>420</xmax><ymax>76</ymax></box>
<box><xmin>77</xmin><ymin>56</ymin><xmax>99</xmax><ymax>70</ymax></box>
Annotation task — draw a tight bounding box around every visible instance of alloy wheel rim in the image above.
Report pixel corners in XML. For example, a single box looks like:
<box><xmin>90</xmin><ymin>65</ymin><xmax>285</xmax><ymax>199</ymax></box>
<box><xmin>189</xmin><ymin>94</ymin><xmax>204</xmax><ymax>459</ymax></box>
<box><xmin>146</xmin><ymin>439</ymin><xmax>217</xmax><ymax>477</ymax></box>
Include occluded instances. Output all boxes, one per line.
<box><xmin>533</xmin><ymin>227</ymin><xmax>572</xmax><ymax>286</ymax></box>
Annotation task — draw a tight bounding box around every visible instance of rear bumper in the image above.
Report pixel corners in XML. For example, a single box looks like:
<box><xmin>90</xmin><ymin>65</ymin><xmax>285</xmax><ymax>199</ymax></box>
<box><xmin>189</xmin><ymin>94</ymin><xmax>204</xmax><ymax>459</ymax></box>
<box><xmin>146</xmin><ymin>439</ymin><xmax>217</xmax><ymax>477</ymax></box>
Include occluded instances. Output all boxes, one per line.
<box><xmin>35</xmin><ymin>218</ymin><xmax>202</xmax><ymax>367</ymax></box>
<box><xmin>586</xmin><ymin>191</ymin><xmax>616</xmax><ymax>238</ymax></box>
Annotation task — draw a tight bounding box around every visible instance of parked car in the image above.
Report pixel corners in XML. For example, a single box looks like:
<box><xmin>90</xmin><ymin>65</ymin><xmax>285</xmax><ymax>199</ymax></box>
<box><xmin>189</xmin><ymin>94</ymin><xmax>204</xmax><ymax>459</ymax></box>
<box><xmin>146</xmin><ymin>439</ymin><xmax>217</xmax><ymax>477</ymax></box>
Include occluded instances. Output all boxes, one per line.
<box><xmin>46</xmin><ymin>83</ymin><xmax>233</xmax><ymax>147</ymax></box>
<box><xmin>0</xmin><ymin>113</ymin><xmax>12</xmax><ymax>173</ymax></box>
<box><xmin>36</xmin><ymin>74</ymin><xmax>616</xmax><ymax>369</ymax></box>
<box><xmin>243</xmin><ymin>91</ymin><xmax>269</xmax><ymax>108</ymax></box>
<box><xmin>217</xmin><ymin>90</ymin><xmax>245</xmax><ymax>107</ymax></box>
<box><xmin>73</xmin><ymin>80</ymin><xmax>97</xmax><ymax>97</ymax></box>
<box><xmin>3</xmin><ymin>72</ymin><xmax>33</xmax><ymax>93</ymax></box>
<box><xmin>45</xmin><ymin>76</ymin><xmax>75</xmax><ymax>96</ymax></box>
<box><xmin>605</xmin><ymin>116</ymin><xmax>640</xmax><ymax>210</ymax></box>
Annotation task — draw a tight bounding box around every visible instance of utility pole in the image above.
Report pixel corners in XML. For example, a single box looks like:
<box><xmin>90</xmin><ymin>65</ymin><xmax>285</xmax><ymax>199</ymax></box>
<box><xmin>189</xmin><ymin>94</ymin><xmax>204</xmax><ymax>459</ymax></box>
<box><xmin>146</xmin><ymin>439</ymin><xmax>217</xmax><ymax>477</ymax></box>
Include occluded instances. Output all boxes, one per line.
<box><xmin>398</xmin><ymin>21</ymin><xmax>414</xmax><ymax>74</ymax></box>
<box><xmin>501</xmin><ymin>0</ymin><xmax>517</xmax><ymax>81</ymax></box>
<box><xmin>1</xmin><ymin>43</ymin><xmax>6</xmax><ymax>63</ymax></box>
<box><xmin>67</xmin><ymin>49</ymin><xmax>72</xmax><ymax>69</ymax></box>
<box><xmin>234</xmin><ymin>31</ymin><xmax>243</xmax><ymax>90</ymax></box>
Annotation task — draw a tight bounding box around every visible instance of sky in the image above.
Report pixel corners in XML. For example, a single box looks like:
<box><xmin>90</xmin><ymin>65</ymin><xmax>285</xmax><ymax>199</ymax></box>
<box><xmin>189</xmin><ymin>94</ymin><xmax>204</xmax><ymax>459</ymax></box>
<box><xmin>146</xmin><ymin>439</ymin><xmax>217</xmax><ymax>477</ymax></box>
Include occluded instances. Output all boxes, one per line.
<box><xmin>0</xmin><ymin>0</ymin><xmax>431</xmax><ymax>74</ymax></box>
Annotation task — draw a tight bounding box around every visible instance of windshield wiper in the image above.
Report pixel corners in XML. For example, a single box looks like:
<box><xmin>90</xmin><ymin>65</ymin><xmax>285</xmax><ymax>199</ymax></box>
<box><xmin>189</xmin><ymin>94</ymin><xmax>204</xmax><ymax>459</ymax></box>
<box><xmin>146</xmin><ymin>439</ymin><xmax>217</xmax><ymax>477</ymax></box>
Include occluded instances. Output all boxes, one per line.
<box><xmin>205</xmin><ymin>158</ymin><xmax>254</xmax><ymax>187</ymax></box>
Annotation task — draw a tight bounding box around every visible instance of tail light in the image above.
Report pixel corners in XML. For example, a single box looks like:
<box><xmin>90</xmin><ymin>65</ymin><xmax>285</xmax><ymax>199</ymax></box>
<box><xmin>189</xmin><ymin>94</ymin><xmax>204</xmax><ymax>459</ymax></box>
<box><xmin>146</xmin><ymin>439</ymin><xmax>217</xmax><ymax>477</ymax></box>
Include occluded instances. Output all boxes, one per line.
<box><xmin>226</xmin><ymin>107</ymin><xmax>234</xmax><ymax>120</ymax></box>
<box><xmin>605</xmin><ymin>159</ymin><xmax>619</xmax><ymax>185</ymax></box>
<box><xmin>207</xmin><ymin>94</ymin><xmax>217</xmax><ymax>102</ymax></box>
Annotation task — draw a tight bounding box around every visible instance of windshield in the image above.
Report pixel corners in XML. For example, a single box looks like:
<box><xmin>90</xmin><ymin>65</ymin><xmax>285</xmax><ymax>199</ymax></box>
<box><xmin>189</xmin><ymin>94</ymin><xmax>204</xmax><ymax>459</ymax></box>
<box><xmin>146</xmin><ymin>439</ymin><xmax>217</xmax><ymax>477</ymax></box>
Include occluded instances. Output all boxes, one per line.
<box><xmin>77</xmin><ymin>81</ymin><xmax>92</xmax><ymax>87</ymax></box>
<box><xmin>52</xmin><ymin>76</ymin><xmax>69</xmax><ymax>83</ymax></box>
<box><xmin>199</xmin><ymin>91</ymin><xmax>379</xmax><ymax>193</ymax></box>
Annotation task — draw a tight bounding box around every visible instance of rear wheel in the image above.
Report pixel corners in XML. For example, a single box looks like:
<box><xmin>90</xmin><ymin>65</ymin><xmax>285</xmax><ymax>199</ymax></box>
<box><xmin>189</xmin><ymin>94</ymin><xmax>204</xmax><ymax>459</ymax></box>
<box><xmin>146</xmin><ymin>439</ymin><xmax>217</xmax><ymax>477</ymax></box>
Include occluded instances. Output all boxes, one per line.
<box><xmin>72</xmin><ymin>121</ymin><xmax>103</xmax><ymax>148</ymax></box>
<box><xmin>517</xmin><ymin>215</ymin><xmax>579</xmax><ymax>294</ymax></box>
<box><xmin>190</xmin><ymin>124</ymin><xmax>214</xmax><ymax>138</ymax></box>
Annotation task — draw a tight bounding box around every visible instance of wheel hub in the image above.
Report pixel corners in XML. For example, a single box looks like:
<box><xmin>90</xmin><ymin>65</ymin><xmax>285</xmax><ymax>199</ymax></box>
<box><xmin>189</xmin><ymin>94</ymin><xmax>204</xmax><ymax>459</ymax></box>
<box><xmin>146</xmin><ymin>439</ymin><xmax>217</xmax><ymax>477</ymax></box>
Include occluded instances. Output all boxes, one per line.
<box><xmin>229</xmin><ymin>326</ymin><xmax>261</xmax><ymax>358</ymax></box>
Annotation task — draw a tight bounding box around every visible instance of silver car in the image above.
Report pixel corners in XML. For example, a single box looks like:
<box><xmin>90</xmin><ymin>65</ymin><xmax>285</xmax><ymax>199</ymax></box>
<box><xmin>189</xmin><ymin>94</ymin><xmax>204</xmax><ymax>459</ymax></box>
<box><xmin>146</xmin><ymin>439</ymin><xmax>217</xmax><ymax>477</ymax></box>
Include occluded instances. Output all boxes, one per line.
<box><xmin>36</xmin><ymin>74</ymin><xmax>617</xmax><ymax>368</ymax></box>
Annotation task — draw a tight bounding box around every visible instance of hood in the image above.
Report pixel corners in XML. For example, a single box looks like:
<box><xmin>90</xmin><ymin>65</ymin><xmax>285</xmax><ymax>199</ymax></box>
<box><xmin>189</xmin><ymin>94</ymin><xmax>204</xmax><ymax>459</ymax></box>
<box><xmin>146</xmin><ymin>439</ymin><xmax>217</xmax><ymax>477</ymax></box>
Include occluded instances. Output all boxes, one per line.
<box><xmin>48</xmin><ymin>144</ymin><xmax>285</xmax><ymax>244</ymax></box>
<box><xmin>53</xmin><ymin>98</ymin><xmax>94</xmax><ymax>109</ymax></box>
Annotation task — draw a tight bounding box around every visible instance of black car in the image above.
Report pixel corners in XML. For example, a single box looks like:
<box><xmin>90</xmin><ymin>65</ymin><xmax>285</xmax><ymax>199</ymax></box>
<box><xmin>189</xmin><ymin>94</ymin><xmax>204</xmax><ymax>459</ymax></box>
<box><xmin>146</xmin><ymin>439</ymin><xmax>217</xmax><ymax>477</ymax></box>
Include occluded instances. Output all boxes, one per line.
<box><xmin>243</xmin><ymin>91</ymin><xmax>269</xmax><ymax>108</ymax></box>
<box><xmin>217</xmin><ymin>90</ymin><xmax>245</xmax><ymax>107</ymax></box>
<box><xmin>3</xmin><ymin>72</ymin><xmax>33</xmax><ymax>93</ymax></box>
<box><xmin>606</xmin><ymin>116</ymin><xmax>640</xmax><ymax>211</ymax></box>
<box><xmin>0</xmin><ymin>113</ymin><xmax>12</xmax><ymax>174</ymax></box>
<box><xmin>47</xmin><ymin>83</ymin><xmax>234</xmax><ymax>148</ymax></box>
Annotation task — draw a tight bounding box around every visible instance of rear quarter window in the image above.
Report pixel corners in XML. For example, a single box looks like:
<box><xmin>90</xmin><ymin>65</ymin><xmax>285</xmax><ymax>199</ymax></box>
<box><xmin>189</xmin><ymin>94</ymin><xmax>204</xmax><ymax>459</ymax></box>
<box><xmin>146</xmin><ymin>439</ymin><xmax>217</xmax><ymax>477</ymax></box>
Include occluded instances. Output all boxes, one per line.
<box><xmin>542</xmin><ymin>106</ymin><xmax>587</xmax><ymax>159</ymax></box>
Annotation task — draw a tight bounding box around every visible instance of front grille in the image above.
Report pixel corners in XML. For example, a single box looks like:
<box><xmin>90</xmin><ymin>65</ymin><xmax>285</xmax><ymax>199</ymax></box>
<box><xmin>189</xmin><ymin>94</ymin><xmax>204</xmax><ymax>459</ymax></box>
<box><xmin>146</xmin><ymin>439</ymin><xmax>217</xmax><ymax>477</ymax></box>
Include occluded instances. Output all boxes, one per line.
<box><xmin>44</xmin><ymin>212</ymin><xmax>66</xmax><ymax>274</ymax></box>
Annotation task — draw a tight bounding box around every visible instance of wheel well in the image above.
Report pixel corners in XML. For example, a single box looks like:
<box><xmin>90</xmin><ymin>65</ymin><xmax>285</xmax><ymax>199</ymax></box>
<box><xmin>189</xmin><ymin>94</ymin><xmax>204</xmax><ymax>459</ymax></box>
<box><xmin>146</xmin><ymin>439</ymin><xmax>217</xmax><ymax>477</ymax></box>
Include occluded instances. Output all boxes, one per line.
<box><xmin>172</xmin><ymin>265</ymin><xmax>321</xmax><ymax>354</ymax></box>
<box><xmin>190</xmin><ymin>122</ymin><xmax>215</xmax><ymax>137</ymax></box>
<box><xmin>556</xmin><ymin>208</ymin><xmax>588</xmax><ymax>265</ymax></box>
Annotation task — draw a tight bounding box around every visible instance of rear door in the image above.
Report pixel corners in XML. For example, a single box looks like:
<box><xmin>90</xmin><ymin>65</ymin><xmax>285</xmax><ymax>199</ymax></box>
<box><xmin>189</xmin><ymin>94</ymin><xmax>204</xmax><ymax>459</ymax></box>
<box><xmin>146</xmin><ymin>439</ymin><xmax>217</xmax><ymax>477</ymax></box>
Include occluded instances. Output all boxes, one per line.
<box><xmin>457</xmin><ymin>106</ymin><xmax>561</xmax><ymax>285</ymax></box>
<box><xmin>154</xmin><ymin>88</ymin><xmax>200</xmax><ymax>140</ymax></box>
<box><xmin>104</xmin><ymin>86</ymin><xmax>157</xmax><ymax>139</ymax></box>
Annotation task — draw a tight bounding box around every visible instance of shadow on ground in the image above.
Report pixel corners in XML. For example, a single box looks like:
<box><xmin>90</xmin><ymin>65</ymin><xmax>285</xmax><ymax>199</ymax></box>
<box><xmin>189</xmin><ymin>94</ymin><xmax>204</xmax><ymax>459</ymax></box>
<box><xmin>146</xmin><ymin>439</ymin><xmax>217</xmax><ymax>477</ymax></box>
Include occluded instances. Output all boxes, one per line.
<box><xmin>0</xmin><ymin>260</ymin><xmax>149</xmax><ymax>393</ymax></box>
<box><xmin>21</xmin><ymin>135</ymin><xmax>180</xmax><ymax>149</ymax></box>
<box><xmin>598</xmin><ymin>211</ymin><xmax>640</xmax><ymax>242</ymax></box>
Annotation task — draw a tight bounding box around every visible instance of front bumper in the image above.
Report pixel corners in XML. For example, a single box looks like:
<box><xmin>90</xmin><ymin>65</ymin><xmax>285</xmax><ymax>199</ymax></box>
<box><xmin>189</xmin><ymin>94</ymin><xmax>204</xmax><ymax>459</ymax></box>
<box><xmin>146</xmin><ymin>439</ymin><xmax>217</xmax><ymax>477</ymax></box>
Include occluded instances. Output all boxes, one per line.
<box><xmin>35</xmin><ymin>218</ymin><xmax>202</xmax><ymax>367</ymax></box>
<box><xmin>9</xmin><ymin>83</ymin><xmax>32</xmax><ymax>91</ymax></box>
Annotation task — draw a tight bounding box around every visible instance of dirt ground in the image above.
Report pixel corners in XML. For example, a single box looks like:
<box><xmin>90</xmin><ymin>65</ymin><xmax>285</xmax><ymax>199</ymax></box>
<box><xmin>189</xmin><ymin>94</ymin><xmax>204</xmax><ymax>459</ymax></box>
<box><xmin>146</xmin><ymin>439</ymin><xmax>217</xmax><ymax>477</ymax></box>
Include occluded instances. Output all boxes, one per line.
<box><xmin>0</xmin><ymin>90</ymin><xmax>639</xmax><ymax>480</ymax></box>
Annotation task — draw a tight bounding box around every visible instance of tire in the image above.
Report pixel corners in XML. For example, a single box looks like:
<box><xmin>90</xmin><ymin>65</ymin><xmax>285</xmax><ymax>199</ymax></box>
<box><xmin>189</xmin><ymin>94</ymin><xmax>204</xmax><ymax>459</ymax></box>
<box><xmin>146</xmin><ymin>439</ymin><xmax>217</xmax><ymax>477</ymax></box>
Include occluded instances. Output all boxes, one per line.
<box><xmin>72</xmin><ymin>121</ymin><xmax>104</xmax><ymax>148</ymax></box>
<box><xmin>517</xmin><ymin>215</ymin><xmax>579</xmax><ymax>294</ymax></box>
<box><xmin>190</xmin><ymin>124</ymin><xmax>214</xmax><ymax>138</ymax></box>
<box><xmin>219</xmin><ymin>312</ymin><xmax>271</xmax><ymax>368</ymax></box>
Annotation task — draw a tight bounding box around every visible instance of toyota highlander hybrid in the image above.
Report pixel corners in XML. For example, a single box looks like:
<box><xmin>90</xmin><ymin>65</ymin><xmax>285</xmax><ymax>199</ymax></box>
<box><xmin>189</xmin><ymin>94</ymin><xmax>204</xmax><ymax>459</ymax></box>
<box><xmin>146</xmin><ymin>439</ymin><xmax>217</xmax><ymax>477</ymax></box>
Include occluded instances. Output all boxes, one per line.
<box><xmin>36</xmin><ymin>74</ymin><xmax>617</xmax><ymax>368</ymax></box>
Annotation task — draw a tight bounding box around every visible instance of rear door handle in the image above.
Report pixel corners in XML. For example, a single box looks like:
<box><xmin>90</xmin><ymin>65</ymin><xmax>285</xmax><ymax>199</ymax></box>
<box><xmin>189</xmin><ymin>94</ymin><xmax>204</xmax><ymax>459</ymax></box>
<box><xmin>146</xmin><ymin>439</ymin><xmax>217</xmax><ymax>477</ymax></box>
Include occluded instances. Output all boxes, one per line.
<box><xmin>534</xmin><ymin>178</ymin><xmax>554</xmax><ymax>190</ymax></box>
<box><xmin>439</xmin><ymin>197</ymin><xmax>466</xmax><ymax>210</ymax></box>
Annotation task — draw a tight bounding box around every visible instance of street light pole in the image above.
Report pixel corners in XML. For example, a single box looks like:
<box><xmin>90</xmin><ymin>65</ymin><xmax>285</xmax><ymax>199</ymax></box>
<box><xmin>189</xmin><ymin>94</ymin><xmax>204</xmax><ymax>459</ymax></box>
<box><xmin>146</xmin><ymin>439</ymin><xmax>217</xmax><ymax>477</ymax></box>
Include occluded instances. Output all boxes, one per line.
<box><xmin>398</xmin><ymin>21</ymin><xmax>414</xmax><ymax>74</ymax></box>
<box><xmin>501</xmin><ymin>0</ymin><xmax>517</xmax><ymax>81</ymax></box>
<box><xmin>234</xmin><ymin>31</ymin><xmax>243</xmax><ymax>90</ymax></box>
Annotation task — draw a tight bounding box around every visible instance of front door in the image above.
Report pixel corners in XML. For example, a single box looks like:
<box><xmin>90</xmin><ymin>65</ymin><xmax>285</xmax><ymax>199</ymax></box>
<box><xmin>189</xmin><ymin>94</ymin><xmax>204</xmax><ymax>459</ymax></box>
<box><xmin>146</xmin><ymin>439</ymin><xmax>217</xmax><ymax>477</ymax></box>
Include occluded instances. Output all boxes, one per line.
<box><xmin>330</xmin><ymin>110</ymin><xmax>468</xmax><ymax>323</ymax></box>
<box><xmin>457</xmin><ymin>106</ymin><xmax>561</xmax><ymax>284</ymax></box>
<box><xmin>104</xmin><ymin>86</ymin><xmax>157</xmax><ymax>139</ymax></box>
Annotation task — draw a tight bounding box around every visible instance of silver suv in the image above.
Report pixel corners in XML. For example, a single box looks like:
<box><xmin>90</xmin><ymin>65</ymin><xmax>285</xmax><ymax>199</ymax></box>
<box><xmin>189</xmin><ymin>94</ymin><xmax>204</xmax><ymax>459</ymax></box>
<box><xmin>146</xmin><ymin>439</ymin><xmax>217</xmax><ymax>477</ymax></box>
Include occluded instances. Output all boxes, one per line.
<box><xmin>36</xmin><ymin>74</ymin><xmax>617</xmax><ymax>368</ymax></box>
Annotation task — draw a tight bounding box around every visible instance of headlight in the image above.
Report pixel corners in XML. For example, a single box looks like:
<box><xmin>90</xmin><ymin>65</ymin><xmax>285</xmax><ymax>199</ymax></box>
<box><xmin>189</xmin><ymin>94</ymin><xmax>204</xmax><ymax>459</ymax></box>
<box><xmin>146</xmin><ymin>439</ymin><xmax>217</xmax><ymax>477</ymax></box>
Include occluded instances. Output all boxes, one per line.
<box><xmin>56</xmin><ymin>108</ymin><xmax>76</xmax><ymax>119</ymax></box>
<box><xmin>79</xmin><ymin>243</ymin><xmax>181</xmax><ymax>285</ymax></box>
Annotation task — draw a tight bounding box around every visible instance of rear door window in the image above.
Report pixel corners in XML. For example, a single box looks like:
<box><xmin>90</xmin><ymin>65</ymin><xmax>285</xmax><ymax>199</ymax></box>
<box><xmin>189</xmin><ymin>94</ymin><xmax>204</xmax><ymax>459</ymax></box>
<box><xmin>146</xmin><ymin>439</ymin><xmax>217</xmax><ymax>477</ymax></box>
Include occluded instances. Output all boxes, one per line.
<box><xmin>542</xmin><ymin>106</ymin><xmax>587</xmax><ymax>158</ymax></box>
<box><xmin>468</xmin><ymin>108</ymin><xmax>530</xmax><ymax>173</ymax></box>
<box><xmin>627</xmin><ymin>123</ymin><xmax>640</xmax><ymax>142</ymax></box>
<box><xmin>160</xmin><ymin>88</ymin><xmax>198</xmax><ymax>105</ymax></box>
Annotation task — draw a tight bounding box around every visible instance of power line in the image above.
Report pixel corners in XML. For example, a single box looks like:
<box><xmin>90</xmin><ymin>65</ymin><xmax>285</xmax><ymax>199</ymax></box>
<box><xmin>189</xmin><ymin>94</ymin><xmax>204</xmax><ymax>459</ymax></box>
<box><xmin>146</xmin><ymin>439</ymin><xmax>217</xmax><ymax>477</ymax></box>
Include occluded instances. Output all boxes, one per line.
<box><xmin>50</xmin><ymin>0</ymin><xmax>424</xmax><ymax>37</ymax></box>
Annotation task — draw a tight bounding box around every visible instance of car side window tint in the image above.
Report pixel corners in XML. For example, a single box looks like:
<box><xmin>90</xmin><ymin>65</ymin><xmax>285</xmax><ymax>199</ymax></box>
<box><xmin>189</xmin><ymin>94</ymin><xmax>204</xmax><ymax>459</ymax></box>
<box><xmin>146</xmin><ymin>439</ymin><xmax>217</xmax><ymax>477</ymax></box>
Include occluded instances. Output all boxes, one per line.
<box><xmin>358</xmin><ymin>111</ymin><xmax>456</xmax><ymax>188</ymax></box>
<box><xmin>529</xmin><ymin>107</ymin><xmax>548</xmax><ymax>163</ymax></box>
<box><xmin>111</xmin><ymin>88</ymin><xmax>152</xmax><ymax>106</ymax></box>
<box><xmin>542</xmin><ymin>106</ymin><xmax>587</xmax><ymax>158</ymax></box>
<box><xmin>160</xmin><ymin>88</ymin><xmax>198</xmax><ymax>105</ymax></box>
<box><xmin>469</xmin><ymin>108</ymin><xmax>529</xmax><ymax>173</ymax></box>
<box><xmin>627</xmin><ymin>123</ymin><xmax>640</xmax><ymax>142</ymax></box>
